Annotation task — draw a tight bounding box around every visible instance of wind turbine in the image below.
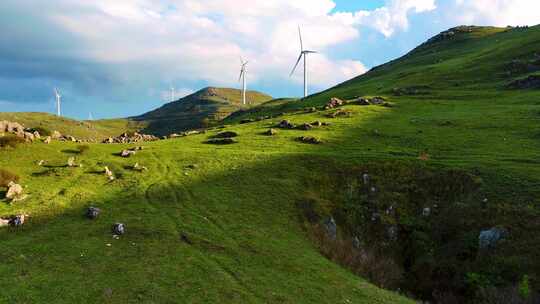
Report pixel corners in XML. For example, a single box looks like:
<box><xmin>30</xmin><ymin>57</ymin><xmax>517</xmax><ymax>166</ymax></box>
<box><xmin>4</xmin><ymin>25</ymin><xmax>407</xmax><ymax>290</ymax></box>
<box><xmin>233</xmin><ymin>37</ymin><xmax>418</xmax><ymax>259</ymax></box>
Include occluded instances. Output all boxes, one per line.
<box><xmin>239</xmin><ymin>58</ymin><xmax>248</xmax><ymax>105</ymax></box>
<box><xmin>170</xmin><ymin>86</ymin><xmax>176</xmax><ymax>102</ymax></box>
<box><xmin>54</xmin><ymin>88</ymin><xmax>62</xmax><ymax>116</ymax></box>
<box><xmin>290</xmin><ymin>26</ymin><xmax>317</xmax><ymax>98</ymax></box>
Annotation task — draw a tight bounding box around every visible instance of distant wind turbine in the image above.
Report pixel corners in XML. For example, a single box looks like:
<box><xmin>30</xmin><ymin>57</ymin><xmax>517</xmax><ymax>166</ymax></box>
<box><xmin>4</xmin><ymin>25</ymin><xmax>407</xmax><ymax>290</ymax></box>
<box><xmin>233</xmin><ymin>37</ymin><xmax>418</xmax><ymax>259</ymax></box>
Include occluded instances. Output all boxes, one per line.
<box><xmin>54</xmin><ymin>88</ymin><xmax>62</xmax><ymax>116</ymax></box>
<box><xmin>290</xmin><ymin>26</ymin><xmax>317</xmax><ymax>98</ymax></box>
<box><xmin>170</xmin><ymin>86</ymin><xmax>176</xmax><ymax>102</ymax></box>
<box><xmin>239</xmin><ymin>58</ymin><xmax>248</xmax><ymax>105</ymax></box>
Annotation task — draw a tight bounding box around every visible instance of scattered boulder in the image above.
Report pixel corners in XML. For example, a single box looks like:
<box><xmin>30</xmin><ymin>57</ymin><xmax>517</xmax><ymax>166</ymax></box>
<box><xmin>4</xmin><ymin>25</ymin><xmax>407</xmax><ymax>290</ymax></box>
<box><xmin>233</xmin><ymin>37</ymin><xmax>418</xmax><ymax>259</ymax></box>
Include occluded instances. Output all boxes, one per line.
<box><xmin>33</xmin><ymin>131</ymin><xmax>41</xmax><ymax>139</ymax></box>
<box><xmin>104</xmin><ymin>167</ymin><xmax>115</xmax><ymax>181</ymax></box>
<box><xmin>326</xmin><ymin>110</ymin><xmax>352</xmax><ymax>118</ymax></box>
<box><xmin>112</xmin><ymin>223</ymin><xmax>125</xmax><ymax>235</ymax></box>
<box><xmin>369</xmin><ymin>97</ymin><xmax>386</xmax><ymax>105</ymax></box>
<box><xmin>121</xmin><ymin>150</ymin><xmax>136</xmax><ymax>158</ymax></box>
<box><xmin>362</xmin><ymin>173</ymin><xmax>370</xmax><ymax>185</ymax></box>
<box><xmin>354</xmin><ymin>98</ymin><xmax>371</xmax><ymax>106</ymax></box>
<box><xmin>310</xmin><ymin>121</ymin><xmax>323</xmax><ymax>127</ymax></box>
<box><xmin>86</xmin><ymin>207</ymin><xmax>101</xmax><ymax>220</ymax></box>
<box><xmin>296</xmin><ymin>136</ymin><xmax>322</xmax><ymax>144</ymax></box>
<box><xmin>51</xmin><ymin>131</ymin><xmax>62</xmax><ymax>139</ymax></box>
<box><xmin>324</xmin><ymin>97</ymin><xmax>346</xmax><ymax>110</ymax></box>
<box><xmin>133</xmin><ymin>163</ymin><xmax>148</xmax><ymax>171</ymax></box>
<box><xmin>422</xmin><ymin>207</ymin><xmax>431</xmax><ymax>217</ymax></box>
<box><xmin>297</xmin><ymin>123</ymin><xmax>313</xmax><ymax>131</ymax></box>
<box><xmin>5</xmin><ymin>181</ymin><xmax>26</xmax><ymax>202</ymax></box>
<box><xmin>352</xmin><ymin>236</ymin><xmax>361</xmax><ymax>249</ymax></box>
<box><xmin>277</xmin><ymin>120</ymin><xmax>295</xmax><ymax>129</ymax></box>
<box><xmin>37</xmin><ymin>160</ymin><xmax>45</xmax><ymax>166</ymax></box>
<box><xmin>264</xmin><ymin>128</ymin><xmax>278</xmax><ymax>136</ymax></box>
<box><xmin>43</xmin><ymin>136</ymin><xmax>52</xmax><ymax>144</ymax></box>
<box><xmin>387</xmin><ymin>226</ymin><xmax>398</xmax><ymax>242</ymax></box>
<box><xmin>479</xmin><ymin>227</ymin><xmax>508</xmax><ymax>250</ymax></box>
<box><xmin>67</xmin><ymin>157</ymin><xmax>80</xmax><ymax>167</ymax></box>
<box><xmin>23</xmin><ymin>132</ymin><xmax>35</xmax><ymax>142</ymax></box>
<box><xmin>102</xmin><ymin>132</ymin><xmax>158</xmax><ymax>144</ymax></box>
<box><xmin>323</xmin><ymin>217</ymin><xmax>337</xmax><ymax>240</ymax></box>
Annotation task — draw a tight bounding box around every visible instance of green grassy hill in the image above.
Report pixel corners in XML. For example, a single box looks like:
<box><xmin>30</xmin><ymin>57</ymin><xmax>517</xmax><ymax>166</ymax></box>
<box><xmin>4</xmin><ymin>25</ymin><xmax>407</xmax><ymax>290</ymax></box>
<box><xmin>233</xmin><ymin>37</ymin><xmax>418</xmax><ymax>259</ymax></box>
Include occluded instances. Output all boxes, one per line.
<box><xmin>0</xmin><ymin>112</ymin><xmax>141</xmax><ymax>140</ymax></box>
<box><xmin>1</xmin><ymin>25</ymin><xmax>539</xmax><ymax>303</ymax></box>
<box><xmin>134</xmin><ymin>87</ymin><xmax>273</xmax><ymax>136</ymax></box>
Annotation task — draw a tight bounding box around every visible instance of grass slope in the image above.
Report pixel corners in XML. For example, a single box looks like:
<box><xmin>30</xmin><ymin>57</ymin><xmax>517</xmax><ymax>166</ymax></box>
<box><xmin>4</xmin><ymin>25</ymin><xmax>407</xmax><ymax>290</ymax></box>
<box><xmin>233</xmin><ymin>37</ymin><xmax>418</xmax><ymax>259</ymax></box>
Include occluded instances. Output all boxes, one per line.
<box><xmin>0</xmin><ymin>112</ymin><xmax>141</xmax><ymax>140</ymax></box>
<box><xmin>134</xmin><ymin>87</ymin><xmax>273</xmax><ymax>136</ymax></box>
<box><xmin>0</xmin><ymin>25</ymin><xmax>539</xmax><ymax>303</ymax></box>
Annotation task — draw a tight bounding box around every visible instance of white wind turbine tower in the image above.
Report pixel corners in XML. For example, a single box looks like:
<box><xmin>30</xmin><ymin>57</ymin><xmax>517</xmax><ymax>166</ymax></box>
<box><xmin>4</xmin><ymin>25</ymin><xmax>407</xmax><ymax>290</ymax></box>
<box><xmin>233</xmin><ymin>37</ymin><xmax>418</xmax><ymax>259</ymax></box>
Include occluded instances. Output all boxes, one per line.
<box><xmin>290</xmin><ymin>26</ymin><xmax>317</xmax><ymax>98</ymax></box>
<box><xmin>239</xmin><ymin>58</ymin><xmax>248</xmax><ymax>105</ymax></box>
<box><xmin>170</xmin><ymin>86</ymin><xmax>176</xmax><ymax>102</ymax></box>
<box><xmin>54</xmin><ymin>88</ymin><xmax>62</xmax><ymax>116</ymax></box>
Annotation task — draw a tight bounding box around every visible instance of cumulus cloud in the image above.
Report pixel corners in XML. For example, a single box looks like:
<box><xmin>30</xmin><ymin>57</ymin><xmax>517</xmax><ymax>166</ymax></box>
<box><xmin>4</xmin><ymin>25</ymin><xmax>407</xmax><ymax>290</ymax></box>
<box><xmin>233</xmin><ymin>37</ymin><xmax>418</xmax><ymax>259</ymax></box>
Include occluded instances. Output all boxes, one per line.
<box><xmin>349</xmin><ymin>0</ymin><xmax>437</xmax><ymax>37</ymax></box>
<box><xmin>1</xmin><ymin>0</ymin><xmax>488</xmax><ymax>118</ymax></box>
<box><xmin>450</xmin><ymin>0</ymin><xmax>540</xmax><ymax>26</ymax></box>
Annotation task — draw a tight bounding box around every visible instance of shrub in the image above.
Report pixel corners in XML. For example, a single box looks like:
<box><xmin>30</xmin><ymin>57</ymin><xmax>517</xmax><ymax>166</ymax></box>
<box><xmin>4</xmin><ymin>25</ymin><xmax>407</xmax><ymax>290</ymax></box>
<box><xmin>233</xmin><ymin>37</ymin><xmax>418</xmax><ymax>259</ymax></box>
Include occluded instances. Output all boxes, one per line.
<box><xmin>77</xmin><ymin>145</ymin><xmax>90</xmax><ymax>154</ymax></box>
<box><xmin>0</xmin><ymin>135</ymin><xmax>25</xmax><ymax>149</ymax></box>
<box><xmin>311</xmin><ymin>225</ymin><xmax>404</xmax><ymax>290</ymax></box>
<box><xmin>296</xmin><ymin>136</ymin><xmax>322</xmax><ymax>144</ymax></box>
<box><xmin>518</xmin><ymin>275</ymin><xmax>530</xmax><ymax>299</ymax></box>
<box><xmin>0</xmin><ymin>169</ymin><xmax>20</xmax><ymax>187</ymax></box>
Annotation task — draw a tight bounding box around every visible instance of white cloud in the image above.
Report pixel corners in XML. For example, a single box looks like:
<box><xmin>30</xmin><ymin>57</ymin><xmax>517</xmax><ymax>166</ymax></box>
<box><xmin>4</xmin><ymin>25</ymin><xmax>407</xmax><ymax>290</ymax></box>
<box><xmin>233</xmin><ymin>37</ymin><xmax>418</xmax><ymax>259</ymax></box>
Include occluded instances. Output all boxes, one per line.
<box><xmin>349</xmin><ymin>0</ymin><xmax>437</xmax><ymax>37</ymax></box>
<box><xmin>0</xmin><ymin>0</ymin><xmax>439</xmax><ymax>107</ymax></box>
<box><xmin>451</xmin><ymin>0</ymin><xmax>540</xmax><ymax>26</ymax></box>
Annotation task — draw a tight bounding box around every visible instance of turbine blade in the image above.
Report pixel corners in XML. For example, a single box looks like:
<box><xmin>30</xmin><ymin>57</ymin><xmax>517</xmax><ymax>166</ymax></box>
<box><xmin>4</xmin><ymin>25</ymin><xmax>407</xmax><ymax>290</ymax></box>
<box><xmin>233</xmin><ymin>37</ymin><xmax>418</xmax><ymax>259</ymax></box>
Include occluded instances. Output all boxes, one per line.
<box><xmin>290</xmin><ymin>53</ymin><xmax>303</xmax><ymax>76</ymax></box>
<box><xmin>239</xmin><ymin>69</ymin><xmax>244</xmax><ymax>82</ymax></box>
<box><xmin>298</xmin><ymin>26</ymin><xmax>303</xmax><ymax>51</ymax></box>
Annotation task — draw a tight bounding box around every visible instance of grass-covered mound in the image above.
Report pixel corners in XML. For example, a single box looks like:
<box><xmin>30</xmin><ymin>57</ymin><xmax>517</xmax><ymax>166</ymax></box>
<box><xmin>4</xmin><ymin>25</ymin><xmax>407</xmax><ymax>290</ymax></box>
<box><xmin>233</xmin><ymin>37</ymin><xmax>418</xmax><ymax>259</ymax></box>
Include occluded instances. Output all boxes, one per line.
<box><xmin>134</xmin><ymin>87</ymin><xmax>273</xmax><ymax>136</ymax></box>
<box><xmin>0</xmin><ymin>112</ymin><xmax>142</xmax><ymax>141</ymax></box>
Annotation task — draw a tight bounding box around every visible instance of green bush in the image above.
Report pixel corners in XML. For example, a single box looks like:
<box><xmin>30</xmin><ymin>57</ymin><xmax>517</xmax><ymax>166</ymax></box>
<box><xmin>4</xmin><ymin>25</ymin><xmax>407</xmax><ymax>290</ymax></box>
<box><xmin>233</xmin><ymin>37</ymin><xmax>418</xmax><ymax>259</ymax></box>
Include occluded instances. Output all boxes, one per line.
<box><xmin>0</xmin><ymin>135</ymin><xmax>25</xmax><ymax>149</ymax></box>
<box><xmin>518</xmin><ymin>275</ymin><xmax>530</xmax><ymax>299</ymax></box>
<box><xmin>0</xmin><ymin>169</ymin><xmax>20</xmax><ymax>187</ymax></box>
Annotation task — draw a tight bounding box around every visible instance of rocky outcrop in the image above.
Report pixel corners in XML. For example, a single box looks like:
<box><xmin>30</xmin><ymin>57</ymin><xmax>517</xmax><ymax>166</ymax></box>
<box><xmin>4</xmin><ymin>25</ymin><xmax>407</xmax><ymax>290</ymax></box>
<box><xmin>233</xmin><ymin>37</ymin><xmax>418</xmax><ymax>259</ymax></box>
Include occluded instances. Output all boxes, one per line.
<box><xmin>102</xmin><ymin>132</ymin><xmax>158</xmax><ymax>144</ymax></box>
<box><xmin>277</xmin><ymin>120</ymin><xmax>295</xmax><ymax>129</ymax></box>
<box><xmin>324</xmin><ymin>97</ymin><xmax>346</xmax><ymax>110</ymax></box>
<box><xmin>296</xmin><ymin>136</ymin><xmax>322</xmax><ymax>144</ymax></box>
<box><xmin>479</xmin><ymin>227</ymin><xmax>508</xmax><ymax>250</ymax></box>
<box><xmin>5</xmin><ymin>181</ymin><xmax>26</xmax><ymax>202</ymax></box>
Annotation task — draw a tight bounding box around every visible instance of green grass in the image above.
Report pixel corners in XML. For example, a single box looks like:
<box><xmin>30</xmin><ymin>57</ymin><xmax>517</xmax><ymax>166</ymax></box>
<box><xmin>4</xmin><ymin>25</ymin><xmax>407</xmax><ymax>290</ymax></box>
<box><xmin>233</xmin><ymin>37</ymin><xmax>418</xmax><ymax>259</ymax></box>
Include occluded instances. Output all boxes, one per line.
<box><xmin>1</xmin><ymin>25</ymin><xmax>540</xmax><ymax>303</ymax></box>
<box><xmin>134</xmin><ymin>87</ymin><xmax>273</xmax><ymax>136</ymax></box>
<box><xmin>0</xmin><ymin>112</ymin><xmax>141</xmax><ymax>140</ymax></box>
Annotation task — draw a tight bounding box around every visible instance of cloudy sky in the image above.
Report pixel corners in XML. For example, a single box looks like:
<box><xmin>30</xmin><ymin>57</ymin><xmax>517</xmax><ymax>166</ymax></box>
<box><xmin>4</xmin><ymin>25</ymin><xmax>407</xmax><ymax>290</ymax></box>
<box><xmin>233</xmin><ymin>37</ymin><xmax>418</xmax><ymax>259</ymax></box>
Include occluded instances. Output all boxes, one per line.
<box><xmin>1</xmin><ymin>0</ymin><xmax>539</xmax><ymax>119</ymax></box>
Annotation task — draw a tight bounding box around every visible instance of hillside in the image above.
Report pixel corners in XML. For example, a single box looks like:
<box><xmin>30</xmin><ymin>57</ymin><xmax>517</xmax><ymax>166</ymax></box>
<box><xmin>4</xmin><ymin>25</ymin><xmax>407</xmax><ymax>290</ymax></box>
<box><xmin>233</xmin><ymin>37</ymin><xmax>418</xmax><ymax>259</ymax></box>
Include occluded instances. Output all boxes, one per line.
<box><xmin>1</xmin><ymin>25</ymin><xmax>539</xmax><ymax>303</ymax></box>
<box><xmin>134</xmin><ymin>87</ymin><xmax>273</xmax><ymax>135</ymax></box>
<box><xmin>0</xmin><ymin>112</ymin><xmax>141</xmax><ymax>140</ymax></box>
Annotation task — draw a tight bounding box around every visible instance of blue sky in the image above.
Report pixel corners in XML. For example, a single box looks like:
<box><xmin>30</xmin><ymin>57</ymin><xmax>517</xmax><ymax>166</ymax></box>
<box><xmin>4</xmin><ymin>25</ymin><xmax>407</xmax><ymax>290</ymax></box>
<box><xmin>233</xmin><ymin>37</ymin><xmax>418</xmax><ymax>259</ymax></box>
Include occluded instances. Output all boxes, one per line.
<box><xmin>0</xmin><ymin>0</ymin><xmax>539</xmax><ymax>120</ymax></box>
